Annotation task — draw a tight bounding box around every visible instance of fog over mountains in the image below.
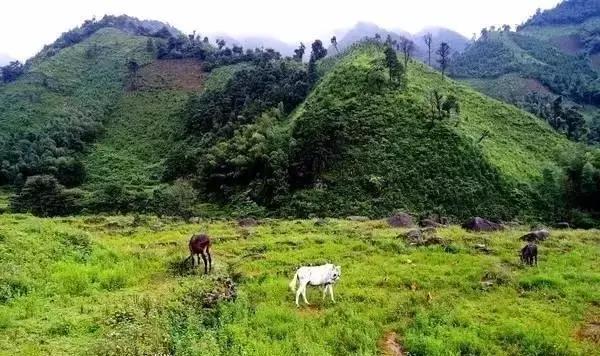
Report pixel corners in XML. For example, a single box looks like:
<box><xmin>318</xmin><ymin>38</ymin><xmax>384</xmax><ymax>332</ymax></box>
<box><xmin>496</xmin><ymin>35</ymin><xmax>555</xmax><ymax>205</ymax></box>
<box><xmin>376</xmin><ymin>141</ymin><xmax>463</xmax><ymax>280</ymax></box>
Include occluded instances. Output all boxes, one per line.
<box><xmin>208</xmin><ymin>22</ymin><xmax>469</xmax><ymax>60</ymax></box>
<box><xmin>0</xmin><ymin>53</ymin><xmax>14</xmax><ymax>66</ymax></box>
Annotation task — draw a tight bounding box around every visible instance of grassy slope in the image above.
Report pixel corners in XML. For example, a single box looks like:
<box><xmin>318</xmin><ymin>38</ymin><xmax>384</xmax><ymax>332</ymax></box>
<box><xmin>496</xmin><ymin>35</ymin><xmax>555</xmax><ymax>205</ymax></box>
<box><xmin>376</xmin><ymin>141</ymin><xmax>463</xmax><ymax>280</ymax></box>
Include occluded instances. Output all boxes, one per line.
<box><xmin>289</xmin><ymin>45</ymin><xmax>571</xmax><ymax>218</ymax></box>
<box><xmin>83</xmin><ymin>90</ymin><xmax>189</xmax><ymax>188</ymax></box>
<box><xmin>0</xmin><ymin>28</ymin><xmax>153</xmax><ymax>137</ymax></box>
<box><xmin>412</xmin><ymin>62</ymin><xmax>571</xmax><ymax>182</ymax></box>
<box><xmin>0</xmin><ymin>215</ymin><xmax>598</xmax><ymax>355</ymax></box>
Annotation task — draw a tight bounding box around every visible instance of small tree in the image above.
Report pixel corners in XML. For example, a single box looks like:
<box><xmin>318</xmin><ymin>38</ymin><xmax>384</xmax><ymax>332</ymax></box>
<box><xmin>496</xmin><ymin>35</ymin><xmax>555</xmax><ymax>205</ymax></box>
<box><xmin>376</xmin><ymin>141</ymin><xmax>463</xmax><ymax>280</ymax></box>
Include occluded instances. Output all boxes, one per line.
<box><xmin>399</xmin><ymin>38</ymin><xmax>415</xmax><ymax>67</ymax></box>
<box><xmin>11</xmin><ymin>175</ymin><xmax>76</xmax><ymax>217</ymax></box>
<box><xmin>436</xmin><ymin>42</ymin><xmax>451</xmax><ymax>79</ymax></box>
<box><xmin>146</xmin><ymin>38</ymin><xmax>154</xmax><ymax>53</ymax></box>
<box><xmin>310</xmin><ymin>39</ymin><xmax>327</xmax><ymax>61</ymax></box>
<box><xmin>384</xmin><ymin>45</ymin><xmax>404</xmax><ymax>85</ymax></box>
<box><xmin>423</xmin><ymin>33</ymin><xmax>433</xmax><ymax>66</ymax></box>
<box><xmin>216</xmin><ymin>39</ymin><xmax>226</xmax><ymax>50</ymax></box>
<box><xmin>293</xmin><ymin>42</ymin><xmax>306</xmax><ymax>62</ymax></box>
<box><xmin>331</xmin><ymin>36</ymin><xmax>338</xmax><ymax>53</ymax></box>
<box><xmin>428</xmin><ymin>90</ymin><xmax>460</xmax><ymax>124</ymax></box>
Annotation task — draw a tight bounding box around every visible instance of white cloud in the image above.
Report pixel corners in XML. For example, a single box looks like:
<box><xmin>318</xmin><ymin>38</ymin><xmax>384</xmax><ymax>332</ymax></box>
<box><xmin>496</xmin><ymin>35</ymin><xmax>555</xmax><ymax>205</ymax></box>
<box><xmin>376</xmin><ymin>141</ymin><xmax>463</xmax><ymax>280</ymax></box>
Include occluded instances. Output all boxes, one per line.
<box><xmin>1</xmin><ymin>0</ymin><xmax>561</xmax><ymax>60</ymax></box>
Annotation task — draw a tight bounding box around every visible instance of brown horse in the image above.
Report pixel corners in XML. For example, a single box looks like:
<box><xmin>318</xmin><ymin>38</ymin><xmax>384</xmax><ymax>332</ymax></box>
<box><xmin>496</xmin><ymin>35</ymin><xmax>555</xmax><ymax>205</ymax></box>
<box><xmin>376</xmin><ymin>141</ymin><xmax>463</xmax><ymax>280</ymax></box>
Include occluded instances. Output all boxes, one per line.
<box><xmin>186</xmin><ymin>234</ymin><xmax>212</xmax><ymax>274</ymax></box>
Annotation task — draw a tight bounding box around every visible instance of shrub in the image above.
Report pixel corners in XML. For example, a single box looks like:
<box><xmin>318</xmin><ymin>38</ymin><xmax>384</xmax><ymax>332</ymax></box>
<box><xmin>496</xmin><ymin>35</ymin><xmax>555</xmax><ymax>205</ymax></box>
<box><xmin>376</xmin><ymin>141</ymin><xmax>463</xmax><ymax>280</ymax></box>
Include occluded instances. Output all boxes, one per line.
<box><xmin>151</xmin><ymin>180</ymin><xmax>197</xmax><ymax>218</ymax></box>
<box><xmin>10</xmin><ymin>175</ymin><xmax>79</xmax><ymax>217</ymax></box>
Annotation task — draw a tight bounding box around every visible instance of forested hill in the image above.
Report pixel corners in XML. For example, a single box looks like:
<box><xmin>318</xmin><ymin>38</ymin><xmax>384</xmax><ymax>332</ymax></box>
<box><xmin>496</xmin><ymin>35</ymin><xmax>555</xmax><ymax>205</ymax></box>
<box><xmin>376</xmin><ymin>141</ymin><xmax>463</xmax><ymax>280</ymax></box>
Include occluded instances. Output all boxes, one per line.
<box><xmin>450</xmin><ymin>0</ymin><xmax>600</xmax><ymax>147</ymax></box>
<box><xmin>520</xmin><ymin>0</ymin><xmax>600</xmax><ymax>27</ymax></box>
<box><xmin>0</xmin><ymin>14</ymin><xmax>599</xmax><ymax>226</ymax></box>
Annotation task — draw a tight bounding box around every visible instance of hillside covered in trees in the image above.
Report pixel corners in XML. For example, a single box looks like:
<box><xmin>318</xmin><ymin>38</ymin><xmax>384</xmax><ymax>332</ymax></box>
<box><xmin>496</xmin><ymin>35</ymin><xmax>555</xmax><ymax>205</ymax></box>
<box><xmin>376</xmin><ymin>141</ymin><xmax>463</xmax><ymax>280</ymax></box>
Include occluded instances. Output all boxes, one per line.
<box><xmin>1</xmin><ymin>12</ymin><xmax>600</xmax><ymax>226</ymax></box>
<box><xmin>451</xmin><ymin>0</ymin><xmax>600</xmax><ymax>145</ymax></box>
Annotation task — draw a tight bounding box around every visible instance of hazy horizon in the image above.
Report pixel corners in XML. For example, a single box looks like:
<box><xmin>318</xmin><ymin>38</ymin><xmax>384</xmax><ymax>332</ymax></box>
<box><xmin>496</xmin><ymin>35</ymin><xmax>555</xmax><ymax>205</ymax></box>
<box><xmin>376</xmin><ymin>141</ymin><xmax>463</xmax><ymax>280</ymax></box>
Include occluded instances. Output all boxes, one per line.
<box><xmin>1</xmin><ymin>0</ymin><xmax>561</xmax><ymax>61</ymax></box>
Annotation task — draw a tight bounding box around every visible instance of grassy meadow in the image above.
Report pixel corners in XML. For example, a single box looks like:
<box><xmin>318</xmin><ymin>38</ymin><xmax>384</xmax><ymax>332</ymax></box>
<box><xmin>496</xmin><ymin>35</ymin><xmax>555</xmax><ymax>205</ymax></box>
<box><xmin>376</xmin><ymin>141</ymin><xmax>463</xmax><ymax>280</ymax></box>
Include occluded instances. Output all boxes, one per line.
<box><xmin>0</xmin><ymin>214</ymin><xmax>598</xmax><ymax>355</ymax></box>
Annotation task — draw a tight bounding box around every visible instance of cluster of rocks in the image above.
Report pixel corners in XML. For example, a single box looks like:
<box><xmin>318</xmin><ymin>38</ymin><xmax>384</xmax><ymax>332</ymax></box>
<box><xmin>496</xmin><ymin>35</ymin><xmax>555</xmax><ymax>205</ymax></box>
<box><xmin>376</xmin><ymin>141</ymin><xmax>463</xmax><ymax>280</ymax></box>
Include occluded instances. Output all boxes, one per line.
<box><xmin>387</xmin><ymin>212</ymin><xmax>449</xmax><ymax>228</ymax></box>
<box><xmin>461</xmin><ymin>217</ymin><xmax>504</xmax><ymax>232</ymax></box>
<box><xmin>400</xmin><ymin>227</ymin><xmax>445</xmax><ymax>246</ymax></box>
<box><xmin>520</xmin><ymin>229</ymin><xmax>550</xmax><ymax>242</ymax></box>
<box><xmin>201</xmin><ymin>277</ymin><xmax>237</xmax><ymax>308</ymax></box>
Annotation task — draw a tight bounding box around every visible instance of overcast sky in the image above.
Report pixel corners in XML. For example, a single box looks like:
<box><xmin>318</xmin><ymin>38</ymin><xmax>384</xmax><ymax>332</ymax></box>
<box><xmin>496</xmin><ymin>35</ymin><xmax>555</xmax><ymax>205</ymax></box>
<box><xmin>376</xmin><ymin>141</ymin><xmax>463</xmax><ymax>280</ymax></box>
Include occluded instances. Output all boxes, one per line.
<box><xmin>1</xmin><ymin>0</ymin><xmax>561</xmax><ymax>61</ymax></box>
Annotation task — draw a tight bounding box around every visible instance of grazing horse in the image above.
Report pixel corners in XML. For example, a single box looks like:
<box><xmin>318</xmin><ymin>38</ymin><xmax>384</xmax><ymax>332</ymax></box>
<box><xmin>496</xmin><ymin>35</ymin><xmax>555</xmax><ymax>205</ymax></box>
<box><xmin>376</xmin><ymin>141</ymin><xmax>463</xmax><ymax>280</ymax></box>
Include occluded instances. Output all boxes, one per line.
<box><xmin>521</xmin><ymin>242</ymin><xmax>538</xmax><ymax>266</ymax></box>
<box><xmin>289</xmin><ymin>264</ymin><xmax>341</xmax><ymax>307</ymax></box>
<box><xmin>186</xmin><ymin>234</ymin><xmax>212</xmax><ymax>274</ymax></box>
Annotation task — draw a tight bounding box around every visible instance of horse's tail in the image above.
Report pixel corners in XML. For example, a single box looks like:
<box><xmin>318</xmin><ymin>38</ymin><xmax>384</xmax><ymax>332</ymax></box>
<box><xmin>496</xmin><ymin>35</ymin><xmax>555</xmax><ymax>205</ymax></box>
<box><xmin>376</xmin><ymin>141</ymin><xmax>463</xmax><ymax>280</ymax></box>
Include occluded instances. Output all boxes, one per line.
<box><xmin>288</xmin><ymin>271</ymin><xmax>298</xmax><ymax>292</ymax></box>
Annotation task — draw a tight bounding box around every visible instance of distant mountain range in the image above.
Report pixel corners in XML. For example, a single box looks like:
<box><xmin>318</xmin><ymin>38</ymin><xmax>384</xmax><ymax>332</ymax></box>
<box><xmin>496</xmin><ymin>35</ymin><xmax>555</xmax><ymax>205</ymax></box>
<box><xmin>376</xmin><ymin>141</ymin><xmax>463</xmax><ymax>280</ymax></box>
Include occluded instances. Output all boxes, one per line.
<box><xmin>330</xmin><ymin>22</ymin><xmax>469</xmax><ymax>58</ymax></box>
<box><xmin>205</xmin><ymin>22</ymin><xmax>469</xmax><ymax>62</ymax></box>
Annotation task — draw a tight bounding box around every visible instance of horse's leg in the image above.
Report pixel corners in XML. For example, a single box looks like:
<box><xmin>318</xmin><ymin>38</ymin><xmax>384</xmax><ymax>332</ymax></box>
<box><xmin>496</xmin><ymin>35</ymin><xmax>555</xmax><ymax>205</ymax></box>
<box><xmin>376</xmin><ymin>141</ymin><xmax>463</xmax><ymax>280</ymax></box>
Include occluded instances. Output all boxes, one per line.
<box><xmin>322</xmin><ymin>285</ymin><xmax>328</xmax><ymax>300</ymax></box>
<box><xmin>329</xmin><ymin>284</ymin><xmax>335</xmax><ymax>303</ymax></box>
<box><xmin>200</xmin><ymin>251</ymin><xmax>208</xmax><ymax>274</ymax></box>
<box><xmin>206</xmin><ymin>247</ymin><xmax>212</xmax><ymax>272</ymax></box>
<box><xmin>295</xmin><ymin>285</ymin><xmax>303</xmax><ymax>307</ymax></box>
<box><xmin>301</xmin><ymin>282</ymin><xmax>310</xmax><ymax>305</ymax></box>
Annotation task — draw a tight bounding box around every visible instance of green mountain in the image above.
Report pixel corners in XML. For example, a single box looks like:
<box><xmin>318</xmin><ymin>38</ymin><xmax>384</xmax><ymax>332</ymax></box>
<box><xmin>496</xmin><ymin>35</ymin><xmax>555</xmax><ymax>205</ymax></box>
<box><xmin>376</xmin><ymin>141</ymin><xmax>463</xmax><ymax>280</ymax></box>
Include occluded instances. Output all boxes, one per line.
<box><xmin>1</xmin><ymin>15</ymin><xmax>598</xmax><ymax>223</ymax></box>
<box><xmin>451</xmin><ymin>0</ymin><xmax>600</xmax><ymax>144</ymax></box>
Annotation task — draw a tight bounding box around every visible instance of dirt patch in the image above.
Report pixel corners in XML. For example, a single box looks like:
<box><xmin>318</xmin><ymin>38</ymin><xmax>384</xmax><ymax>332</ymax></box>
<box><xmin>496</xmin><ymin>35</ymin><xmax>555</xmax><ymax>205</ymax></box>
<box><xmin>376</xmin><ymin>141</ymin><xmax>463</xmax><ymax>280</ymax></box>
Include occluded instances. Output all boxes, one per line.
<box><xmin>576</xmin><ymin>319</ymin><xmax>600</xmax><ymax>344</ymax></box>
<box><xmin>379</xmin><ymin>332</ymin><xmax>405</xmax><ymax>356</ymax></box>
<box><xmin>133</xmin><ymin>59</ymin><xmax>204</xmax><ymax>91</ymax></box>
<box><xmin>551</xmin><ymin>35</ymin><xmax>583</xmax><ymax>55</ymax></box>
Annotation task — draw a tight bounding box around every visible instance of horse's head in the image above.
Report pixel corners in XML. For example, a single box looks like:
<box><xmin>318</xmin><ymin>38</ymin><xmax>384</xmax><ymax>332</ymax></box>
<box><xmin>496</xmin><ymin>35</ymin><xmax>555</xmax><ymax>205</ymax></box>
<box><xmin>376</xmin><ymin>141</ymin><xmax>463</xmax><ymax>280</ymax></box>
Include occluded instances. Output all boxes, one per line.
<box><xmin>331</xmin><ymin>265</ymin><xmax>342</xmax><ymax>281</ymax></box>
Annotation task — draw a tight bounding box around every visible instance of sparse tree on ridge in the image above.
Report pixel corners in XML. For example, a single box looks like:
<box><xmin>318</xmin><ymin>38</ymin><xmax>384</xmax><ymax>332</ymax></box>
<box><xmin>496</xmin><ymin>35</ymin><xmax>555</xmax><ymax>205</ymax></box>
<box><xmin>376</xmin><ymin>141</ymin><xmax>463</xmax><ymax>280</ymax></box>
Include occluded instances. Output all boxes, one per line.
<box><xmin>293</xmin><ymin>42</ymin><xmax>306</xmax><ymax>62</ymax></box>
<box><xmin>311</xmin><ymin>40</ymin><xmax>327</xmax><ymax>61</ymax></box>
<box><xmin>384</xmin><ymin>45</ymin><xmax>404</xmax><ymax>85</ymax></box>
<box><xmin>436</xmin><ymin>42</ymin><xmax>450</xmax><ymax>79</ymax></box>
<box><xmin>308</xmin><ymin>40</ymin><xmax>327</xmax><ymax>85</ymax></box>
<box><xmin>423</xmin><ymin>32</ymin><xmax>433</xmax><ymax>66</ymax></box>
<box><xmin>216</xmin><ymin>38</ymin><xmax>226</xmax><ymax>50</ymax></box>
<box><xmin>331</xmin><ymin>36</ymin><xmax>338</xmax><ymax>53</ymax></box>
<box><xmin>399</xmin><ymin>38</ymin><xmax>415</xmax><ymax>67</ymax></box>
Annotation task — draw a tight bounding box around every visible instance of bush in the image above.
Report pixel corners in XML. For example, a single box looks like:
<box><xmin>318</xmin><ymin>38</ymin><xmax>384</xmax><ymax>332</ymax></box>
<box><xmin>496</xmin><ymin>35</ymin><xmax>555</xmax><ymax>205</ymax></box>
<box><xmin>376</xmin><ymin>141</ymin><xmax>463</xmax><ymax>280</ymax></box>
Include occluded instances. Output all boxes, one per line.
<box><xmin>10</xmin><ymin>175</ymin><xmax>80</xmax><ymax>216</ymax></box>
<box><xmin>151</xmin><ymin>180</ymin><xmax>197</xmax><ymax>218</ymax></box>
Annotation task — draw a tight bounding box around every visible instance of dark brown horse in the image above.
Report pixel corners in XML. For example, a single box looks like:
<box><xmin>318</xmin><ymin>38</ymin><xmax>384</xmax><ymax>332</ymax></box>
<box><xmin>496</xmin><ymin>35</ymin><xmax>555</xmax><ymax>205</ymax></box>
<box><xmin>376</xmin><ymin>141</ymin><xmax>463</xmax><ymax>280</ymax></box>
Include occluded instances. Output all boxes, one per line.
<box><xmin>186</xmin><ymin>234</ymin><xmax>212</xmax><ymax>274</ymax></box>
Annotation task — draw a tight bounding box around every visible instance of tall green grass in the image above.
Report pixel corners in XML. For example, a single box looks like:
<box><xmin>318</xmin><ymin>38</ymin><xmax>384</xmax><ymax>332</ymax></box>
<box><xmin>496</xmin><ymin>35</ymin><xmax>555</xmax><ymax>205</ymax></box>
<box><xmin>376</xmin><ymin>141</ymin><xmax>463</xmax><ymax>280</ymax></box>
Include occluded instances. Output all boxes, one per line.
<box><xmin>0</xmin><ymin>215</ymin><xmax>597</xmax><ymax>355</ymax></box>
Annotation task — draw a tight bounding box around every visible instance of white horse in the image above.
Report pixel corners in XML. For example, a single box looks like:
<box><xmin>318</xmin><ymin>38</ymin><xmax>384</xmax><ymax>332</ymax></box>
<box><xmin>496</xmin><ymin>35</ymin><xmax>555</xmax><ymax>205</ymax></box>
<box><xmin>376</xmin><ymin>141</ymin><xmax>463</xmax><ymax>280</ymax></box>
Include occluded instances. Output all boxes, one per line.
<box><xmin>289</xmin><ymin>263</ymin><xmax>341</xmax><ymax>307</ymax></box>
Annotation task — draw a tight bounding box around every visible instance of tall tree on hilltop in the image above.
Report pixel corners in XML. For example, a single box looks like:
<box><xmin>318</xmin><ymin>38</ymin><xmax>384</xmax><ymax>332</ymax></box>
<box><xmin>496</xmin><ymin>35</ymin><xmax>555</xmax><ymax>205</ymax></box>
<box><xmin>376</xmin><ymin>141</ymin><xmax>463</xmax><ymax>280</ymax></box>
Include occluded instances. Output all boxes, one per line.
<box><xmin>311</xmin><ymin>39</ymin><xmax>327</xmax><ymax>61</ymax></box>
<box><xmin>308</xmin><ymin>39</ymin><xmax>327</xmax><ymax>86</ymax></box>
<box><xmin>423</xmin><ymin>32</ymin><xmax>433</xmax><ymax>66</ymax></box>
<box><xmin>293</xmin><ymin>42</ymin><xmax>306</xmax><ymax>62</ymax></box>
<box><xmin>436</xmin><ymin>42</ymin><xmax>451</xmax><ymax>79</ymax></box>
<box><xmin>399</xmin><ymin>38</ymin><xmax>415</xmax><ymax>67</ymax></box>
<box><xmin>384</xmin><ymin>45</ymin><xmax>404</xmax><ymax>85</ymax></box>
<box><xmin>331</xmin><ymin>36</ymin><xmax>338</xmax><ymax>53</ymax></box>
<box><xmin>216</xmin><ymin>39</ymin><xmax>226</xmax><ymax>50</ymax></box>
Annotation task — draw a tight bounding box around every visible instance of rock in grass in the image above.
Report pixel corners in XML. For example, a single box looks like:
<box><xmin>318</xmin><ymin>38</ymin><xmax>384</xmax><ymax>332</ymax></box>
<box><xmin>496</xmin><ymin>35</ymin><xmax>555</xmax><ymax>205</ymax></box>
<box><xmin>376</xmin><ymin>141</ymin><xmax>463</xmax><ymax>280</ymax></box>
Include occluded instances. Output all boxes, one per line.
<box><xmin>314</xmin><ymin>218</ymin><xmax>328</xmax><ymax>226</ymax></box>
<box><xmin>347</xmin><ymin>216</ymin><xmax>369</xmax><ymax>222</ymax></box>
<box><xmin>520</xmin><ymin>229</ymin><xmax>550</xmax><ymax>242</ymax></box>
<box><xmin>473</xmin><ymin>243</ymin><xmax>493</xmax><ymax>254</ymax></box>
<box><xmin>238</xmin><ymin>218</ymin><xmax>259</xmax><ymax>227</ymax></box>
<box><xmin>420</xmin><ymin>218</ymin><xmax>443</xmax><ymax>228</ymax></box>
<box><xmin>387</xmin><ymin>212</ymin><xmax>414</xmax><ymax>227</ymax></box>
<box><xmin>461</xmin><ymin>217</ymin><xmax>503</xmax><ymax>232</ymax></box>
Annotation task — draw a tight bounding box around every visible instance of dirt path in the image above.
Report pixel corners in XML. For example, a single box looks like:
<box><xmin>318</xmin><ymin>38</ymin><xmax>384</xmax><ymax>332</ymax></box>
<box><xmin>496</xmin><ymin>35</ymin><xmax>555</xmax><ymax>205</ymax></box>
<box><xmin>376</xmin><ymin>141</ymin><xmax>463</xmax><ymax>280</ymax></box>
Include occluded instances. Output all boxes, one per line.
<box><xmin>379</xmin><ymin>332</ymin><xmax>405</xmax><ymax>356</ymax></box>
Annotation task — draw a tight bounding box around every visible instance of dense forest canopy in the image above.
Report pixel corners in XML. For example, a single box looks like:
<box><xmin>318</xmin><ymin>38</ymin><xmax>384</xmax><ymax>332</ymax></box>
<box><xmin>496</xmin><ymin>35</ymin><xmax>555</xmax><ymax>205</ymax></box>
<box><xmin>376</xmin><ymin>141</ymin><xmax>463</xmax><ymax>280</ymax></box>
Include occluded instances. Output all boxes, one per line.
<box><xmin>521</xmin><ymin>0</ymin><xmax>600</xmax><ymax>28</ymax></box>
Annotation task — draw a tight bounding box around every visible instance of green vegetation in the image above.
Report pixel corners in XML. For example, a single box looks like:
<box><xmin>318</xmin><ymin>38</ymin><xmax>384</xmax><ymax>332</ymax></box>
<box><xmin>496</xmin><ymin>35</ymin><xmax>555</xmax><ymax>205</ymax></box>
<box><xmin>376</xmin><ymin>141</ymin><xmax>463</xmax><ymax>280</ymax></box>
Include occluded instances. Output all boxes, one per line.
<box><xmin>84</xmin><ymin>90</ymin><xmax>188</xmax><ymax>189</ymax></box>
<box><xmin>0</xmin><ymin>215</ymin><xmax>598</xmax><ymax>355</ymax></box>
<box><xmin>0</xmin><ymin>28</ymin><xmax>153</xmax><ymax>186</ymax></box>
